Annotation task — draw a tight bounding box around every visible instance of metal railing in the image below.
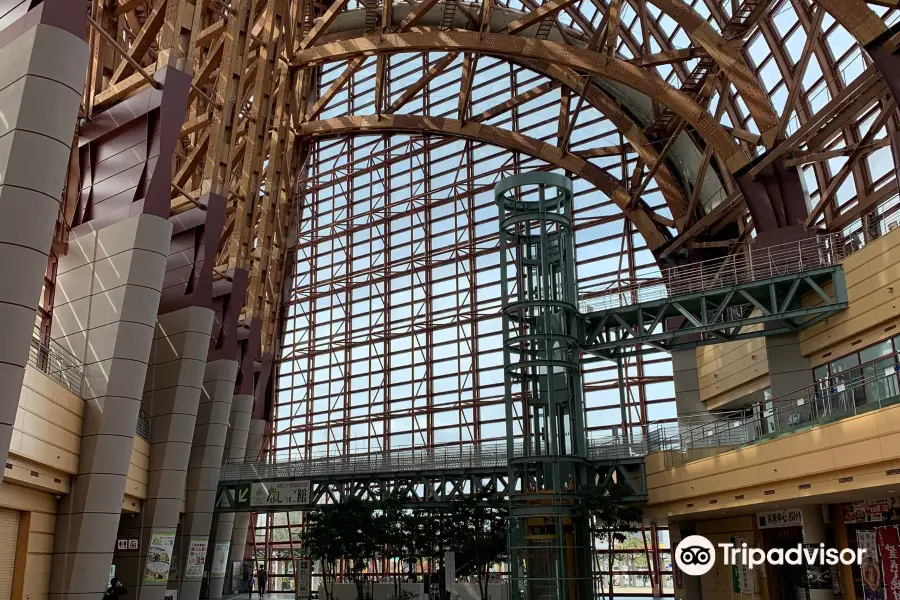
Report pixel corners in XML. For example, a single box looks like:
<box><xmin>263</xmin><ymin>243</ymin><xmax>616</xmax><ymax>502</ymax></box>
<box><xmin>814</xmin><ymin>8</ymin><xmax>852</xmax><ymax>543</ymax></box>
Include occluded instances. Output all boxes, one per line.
<box><xmin>28</xmin><ymin>327</ymin><xmax>83</xmax><ymax>395</ymax></box>
<box><xmin>579</xmin><ymin>233</ymin><xmax>845</xmax><ymax>312</ymax></box>
<box><xmin>220</xmin><ymin>435</ymin><xmax>650</xmax><ymax>482</ymax></box>
<box><xmin>650</xmin><ymin>359</ymin><xmax>900</xmax><ymax>467</ymax></box>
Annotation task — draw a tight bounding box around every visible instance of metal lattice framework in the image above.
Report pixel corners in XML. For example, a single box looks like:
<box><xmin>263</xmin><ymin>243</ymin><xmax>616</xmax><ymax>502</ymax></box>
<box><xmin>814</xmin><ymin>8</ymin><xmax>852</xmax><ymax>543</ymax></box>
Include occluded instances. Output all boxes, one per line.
<box><xmin>74</xmin><ymin>0</ymin><xmax>900</xmax><ymax>592</ymax></box>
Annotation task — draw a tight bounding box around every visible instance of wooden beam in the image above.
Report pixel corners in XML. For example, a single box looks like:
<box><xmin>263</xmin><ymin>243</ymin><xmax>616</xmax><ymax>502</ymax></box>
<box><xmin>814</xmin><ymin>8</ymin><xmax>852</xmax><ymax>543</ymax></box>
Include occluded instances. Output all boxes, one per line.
<box><xmin>628</xmin><ymin>119</ymin><xmax>687</xmax><ymax>209</ymax></box>
<box><xmin>387</xmin><ymin>53</ymin><xmax>459</xmax><ymax>114</ymax></box>
<box><xmin>473</xmin><ymin>81</ymin><xmax>558</xmax><ymax>123</ymax></box>
<box><xmin>109</xmin><ymin>0</ymin><xmax>167</xmax><ymax>84</ymax></box>
<box><xmin>504</xmin><ymin>0</ymin><xmax>577</xmax><ymax>35</ymax></box>
<box><xmin>458</xmin><ymin>53</ymin><xmax>477</xmax><ymax>121</ymax></box>
<box><xmin>775</xmin><ymin>6</ymin><xmax>824</xmax><ymax>141</ymax></box>
<box><xmin>805</xmin><ymin>99</ymin><xmax>896</xmax><ymax>227</ymax></box>
<box><xmin>299</xmin><ymin>0</ymin><xmax>351</xmax><ymax>49</ymax></box>
<box><xmin>398</xmin><ymin>0</ymin><xmax>442</xmax><ymax>31</ymax></box>
<box><xmin>305</xmin><ymin>56</ymin><xmax>367</xmax><ymax>121</ymax></box>
<box><xmin>628</xmin><ymin>47</ymin><xmax>704</xmax><ymax>68</ymax></box>
<box><xmin>785</xmin><ymin>139</ymin><xmax>891</xmax><ymax>166</ymax></box>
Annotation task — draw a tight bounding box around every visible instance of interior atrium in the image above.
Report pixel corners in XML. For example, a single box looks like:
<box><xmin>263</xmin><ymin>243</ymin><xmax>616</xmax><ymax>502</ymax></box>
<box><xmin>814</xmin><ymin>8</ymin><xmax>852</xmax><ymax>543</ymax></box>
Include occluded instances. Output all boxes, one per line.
<box><xmin>4</xmin><ymin>0</ymin><xmax>900</xmax><ymax>599</ymax></box>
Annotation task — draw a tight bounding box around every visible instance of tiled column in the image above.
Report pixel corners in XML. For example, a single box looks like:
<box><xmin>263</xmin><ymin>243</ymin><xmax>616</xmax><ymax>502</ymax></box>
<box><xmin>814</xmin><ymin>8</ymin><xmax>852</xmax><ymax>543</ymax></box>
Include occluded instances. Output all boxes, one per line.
<box><xmin>49</xmin><ymin>214</ymin><xmax>173</xmax><ymax>600</ymax></box>
<box><xmin>227</xmin><ymin>418</ymin><xmax>267</xmax><ymax>570</ymax></box>
<box><xmin>209</xmin><ymin>393</ymin><xmax>254</xmax><ymax>598</ymax></box>
<box><xmin>672</xmin><ymin>349</ymin><xmax>710</xmax><ymax>429</ymax></box>
<box><xmin>115</xmin><ymin>307</ymin><xmax>215</xmax><ymax>598</ymax></box>
<box><xmin>0</xmin><ymin>1</ymin><xmax>88</xmax><ymax>483</ymax></box>
<box><xmin>766</xmin><ymin>331</ymin><xmax>815</xmax><ymax>427</ymax></box>
<box><xmin>174</xmin><ymin>359</ymin><xmax>239</xmax><ymax>600</ymax></box>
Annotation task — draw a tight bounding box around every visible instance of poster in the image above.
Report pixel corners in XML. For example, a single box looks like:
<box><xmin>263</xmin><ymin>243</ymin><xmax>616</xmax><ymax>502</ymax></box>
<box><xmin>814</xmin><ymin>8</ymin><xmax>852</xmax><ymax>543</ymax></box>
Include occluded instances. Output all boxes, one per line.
<box><xmin>143</xmin><ymin>530</ymin><xmax>176</xmax><ymax>584</ymax></box>
<box><xmin>757</xmin><ymin>508</ymin><xmax>803</xmax><ymax>529</ymax></box>
<box><xmin>212</xmin><ymin>542</ymin><xmax>230</xmax><ymax>577</ymax></box>
<box><xmin>877</xmin><ymin>525</ymin><xmax>900</xmax><ymax>600</ymax></box>
<box><xmin>846</xmin><ymin>499</ymin><xmax>899</xmax><ymax>524</ymax></box>
<box><xmin>805</xmin><ymin>543</ymin><xmax>834</xmax><ymax>590</ymax></box>
<box><xmin>859</xmin><ymin>530</ymin><xmax>885</xmax><ymax>600</ymax></box>
<box><xmin>184</xmin><ymin>538</ymin><xmax>209</xmax><ymax>581</ymax></box>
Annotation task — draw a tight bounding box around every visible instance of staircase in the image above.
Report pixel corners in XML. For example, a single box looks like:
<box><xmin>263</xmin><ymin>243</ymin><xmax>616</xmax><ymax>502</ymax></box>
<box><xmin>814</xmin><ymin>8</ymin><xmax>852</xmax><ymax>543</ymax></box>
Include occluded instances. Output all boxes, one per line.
<box><xmin>440</xmin><ymin>0</ymin><xmax>458</xmax><ymax>30</ymax></box>
<box><xmin>645</xmin><ymin>55</ymin><xmax>715</xmax><ymax>137</ymax></box>
<box><xmin>723</xmin><ymin>0</ymin><xmax>764</xmax><ymax>38</ymax></box>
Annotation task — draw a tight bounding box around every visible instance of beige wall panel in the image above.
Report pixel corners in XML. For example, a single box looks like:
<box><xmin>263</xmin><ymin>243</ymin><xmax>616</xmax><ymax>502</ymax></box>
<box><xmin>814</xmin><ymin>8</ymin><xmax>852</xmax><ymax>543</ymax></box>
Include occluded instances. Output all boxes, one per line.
<box><xmin>802</xmin><ymin>228</ymin><xmax>900</xmax><ymax>358</ymax></box>
<box><xmin>646</xmin><ymin>402</ymin><xmax>900</xmax><ymax>521</ymax></box>
<box><xmin>696</xmin><ymin>323</ymin><xmax>770</xmax><ymax>406</ymax></box>
<box><xmin>0</xmin><ymin>482</ymin><xmax>58</xmax><ymax>600</ymax></box>
<box><xmin>126</xmin><ymin>437</ymin><xmax>150</xmax><ymax>500</ymax></box>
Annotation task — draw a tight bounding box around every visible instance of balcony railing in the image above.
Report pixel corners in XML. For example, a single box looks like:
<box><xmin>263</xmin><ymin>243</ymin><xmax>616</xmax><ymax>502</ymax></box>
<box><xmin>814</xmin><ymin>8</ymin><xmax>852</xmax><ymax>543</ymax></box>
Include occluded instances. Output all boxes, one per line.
<box><xmin>28</xmin><ymin>327</ymin><xmax>83</xmax><ymax>396</ymax></box>
<box><xmin>650</xmin><ymin>358</ymin><xmax>900</xmax><ymax>467</ymax></box>
<box><xmin>220</xmin><ymin>434</ymin><xmax>650</xmax><ymax>482</ymax></box>
<box><xmin>579</xmin><ymin>233</ymin><xmax>846</xmax><ymax>312</ymax></box>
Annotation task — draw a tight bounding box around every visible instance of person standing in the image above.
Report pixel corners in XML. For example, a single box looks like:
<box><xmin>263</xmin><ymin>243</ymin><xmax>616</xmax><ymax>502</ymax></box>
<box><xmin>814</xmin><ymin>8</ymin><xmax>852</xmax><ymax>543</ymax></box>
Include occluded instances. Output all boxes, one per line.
<box><xmin>247</xmin><ymin>572</ymin><xmax>255</xmax><ymax>598</ymax></box>
<box><xmin>103</xmin><ymin>578</ymin><xmax>127</xmax><ymax>600</ymax></box>
<box><xmin>257</xmin><ymin>567</ymin><xmax>268</xmax><ymax>598</ymax></box>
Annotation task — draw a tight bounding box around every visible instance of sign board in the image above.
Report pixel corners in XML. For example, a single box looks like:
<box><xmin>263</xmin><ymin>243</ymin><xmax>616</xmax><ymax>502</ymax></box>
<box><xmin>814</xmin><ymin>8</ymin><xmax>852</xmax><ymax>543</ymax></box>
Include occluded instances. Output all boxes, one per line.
<box><xmin>845</xmin><ymin>498</ymin><xmax>899</xmax><ymax>524</ymax></box>
<box><xmin>184</xmin><ymin>538</ymin><xmax>209</xmax><ymax>581</ymax></box>
<box><xmin>233</xmin><ymin>484</ymin><xmax>251</xmax><ymax>507</ymax></box>
<box><xmin>144</xmin><ymin>530</ymin><xmax>177</xmax><ymax>584</ymax></box>
<box><xmin>294</xmin><ymin>558</ymin><xmax>312</xmax><ymax>600</ymax></box>
<box><xmin>117</xmin><ymin>539</ymin><xmax>128</xmax><ymax>551</ymax></box>
<box><xmin>117</xmin><ymin>538</ymin><xmax>139</xmax><ymax>551</ymax></box>
<box><xmin>250</xmin><ymin>481</ymin><xmax>311</xmax><ymax>507</ymax></box>
<box><xmin>444</xmin><ymin>551</ymin><xmax>455</xmax><ymax>592</ymax></box>
<box><xmin>129</xmin><ymin>539</ymin><xmax>139</xmax><ymax>551</ymax></box>
<box><xmin>212</xmin><ymin>542</ymin><xmax>230</xmax><ymax>577</ymax></box>
<box><xmin>757</xmin><ymin>508</ymin><xmax>803</xmax><ymax>529</ymax></box>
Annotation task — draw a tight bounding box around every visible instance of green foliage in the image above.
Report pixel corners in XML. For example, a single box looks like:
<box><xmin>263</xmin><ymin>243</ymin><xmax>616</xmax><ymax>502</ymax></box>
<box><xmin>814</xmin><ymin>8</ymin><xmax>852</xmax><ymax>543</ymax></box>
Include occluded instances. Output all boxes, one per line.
<box><xmin>301</xmin><ymin>495</ymin><xmax>508</xmax><ymax>600</ymax></box>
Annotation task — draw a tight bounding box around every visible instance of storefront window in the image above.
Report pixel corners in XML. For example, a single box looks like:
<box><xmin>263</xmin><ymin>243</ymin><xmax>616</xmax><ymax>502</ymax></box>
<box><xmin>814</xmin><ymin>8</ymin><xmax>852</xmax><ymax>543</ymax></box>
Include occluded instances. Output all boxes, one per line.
<box><xmin>811</xmin><ymin>337</ymin><xmax>900</xmax><ymax>414</ymax></box>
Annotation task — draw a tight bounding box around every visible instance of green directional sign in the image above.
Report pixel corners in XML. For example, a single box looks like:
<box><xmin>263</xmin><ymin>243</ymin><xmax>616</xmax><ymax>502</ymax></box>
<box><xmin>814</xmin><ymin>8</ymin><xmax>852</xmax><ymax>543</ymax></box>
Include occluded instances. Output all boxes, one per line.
<box><xmin>234</xmin><ymin>483</ymin><xmax>251</xmax><ymax>508</ymax></box>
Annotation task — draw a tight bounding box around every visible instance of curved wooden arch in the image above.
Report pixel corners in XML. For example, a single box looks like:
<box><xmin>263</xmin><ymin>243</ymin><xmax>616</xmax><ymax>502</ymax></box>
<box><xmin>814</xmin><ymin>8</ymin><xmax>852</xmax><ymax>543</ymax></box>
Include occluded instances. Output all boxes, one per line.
<box><xmin>297</xmin><ymin>114</ymin><xmax>672</xmax><ymax>250</ymax></box>
<box><xmin>292</xmin><ymin>31</ymin><xmax>751</xmax><ymax>173</ymax></box>
<box><xmin>501</xmin><ymin>59</ymin><xmax>689</xmax><ymax>219</ymax></box>
<box><xmin>648</xmin><ymin>0</ymin><xmax>779</xmax><ymax>147</ymax></box>
<box><xmin>814</xmin><ymin>0</ymin><xmax>886</xmax><ymax>47</ymax></box>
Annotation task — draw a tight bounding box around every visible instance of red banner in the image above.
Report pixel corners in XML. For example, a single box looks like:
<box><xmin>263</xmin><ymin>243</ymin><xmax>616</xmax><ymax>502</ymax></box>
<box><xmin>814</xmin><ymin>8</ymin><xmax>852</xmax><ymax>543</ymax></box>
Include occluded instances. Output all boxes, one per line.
<box><xmin>878</xmin><ymin>525</ymin><xmax>900</xmax><ymax>600</ymax></box>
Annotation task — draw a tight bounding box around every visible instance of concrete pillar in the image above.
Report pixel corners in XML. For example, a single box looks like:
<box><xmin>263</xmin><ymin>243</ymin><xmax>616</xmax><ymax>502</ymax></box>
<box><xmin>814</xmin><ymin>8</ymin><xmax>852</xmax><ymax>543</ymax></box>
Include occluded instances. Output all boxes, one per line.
<box><xmin>114</xmin><ymin>307</ymin><xmax>215</xmax><ymax>598</ymax></box>
<box><xmin>766</xmin><ymin>331</ymin><xmax>815</xmax><ymax>429</ymax></box>
<box><xmin>174</xmin><ymin>359</ymin><xmax>239</xmax><ymax>600</ymax></box>
<box><xmin>670</xmin><ymin>522</ymin><xmax>701</xmax><ymax>600</ymax></box>
<box><xmin>0</xmin><ymin>0</ymin><xmax>88</xmax><ymax>483</ymax></box>
<box><xmin>227</xmin><ymin>418</ymin><xmax>267</xmax><ymax>571</ymax></box>
<box><xmin>48</xmin><ymin>214</ymin><xmax>173</xmax><ymax>600</ymax></box>
<box><xmin>208</xmin><ymin>394</ymin><xmax>254</xmax><ymax>599</ymax></box>
<box><xmin>800</xmin><ymin>505</ymin><xmax>834</xmax><ymax>600</ymax></box>
<box><xmin>672</xmin><ymin>349</ymin><xmax>709</xmax><ymax>427</ymax></box>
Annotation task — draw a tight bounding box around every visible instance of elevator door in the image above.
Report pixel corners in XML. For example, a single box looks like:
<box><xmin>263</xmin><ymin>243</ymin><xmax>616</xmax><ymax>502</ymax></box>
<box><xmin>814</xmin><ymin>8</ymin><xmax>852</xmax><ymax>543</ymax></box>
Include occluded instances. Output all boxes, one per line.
<box><xmin>0</xmin><ymin>508</ymin><xmax>20</xmax><ymax>600</ymax></box>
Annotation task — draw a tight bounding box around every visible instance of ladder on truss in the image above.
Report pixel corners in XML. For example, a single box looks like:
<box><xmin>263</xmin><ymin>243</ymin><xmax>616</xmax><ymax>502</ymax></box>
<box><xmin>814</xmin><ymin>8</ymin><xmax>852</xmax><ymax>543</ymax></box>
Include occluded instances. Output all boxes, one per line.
<box><xmin>645</xmin><ymin>55</ymin><xmax>716</xmax><ymax>137</ymax></box>
<box><xmin>723</xmin><ymin>0</ymin><xmax>764</xmax><ymax>38</ymax></box>
<box><xmin>440</xmin><ymin>0</ymin><xmax>458</xmax><ymax>30</ymax></box>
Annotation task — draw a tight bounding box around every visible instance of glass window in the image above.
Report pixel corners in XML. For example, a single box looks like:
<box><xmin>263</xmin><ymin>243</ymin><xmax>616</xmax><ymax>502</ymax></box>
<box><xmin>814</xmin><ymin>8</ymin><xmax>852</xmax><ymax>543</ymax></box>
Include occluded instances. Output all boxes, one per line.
<box><xmin>860</xmin><ymin>340</ymin><xmax>893</xmax><ymax>364</ymax></box>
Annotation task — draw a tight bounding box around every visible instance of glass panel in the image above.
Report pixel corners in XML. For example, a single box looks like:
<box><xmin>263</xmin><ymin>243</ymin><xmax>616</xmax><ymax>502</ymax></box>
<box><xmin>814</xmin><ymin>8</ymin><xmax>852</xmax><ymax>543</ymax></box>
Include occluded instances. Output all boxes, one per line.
<box><xmin>863</xmin><ymin>356</ymin><xmax>900</xmax><ymax>406</ymax></box>
<box><xmin>828</xmin><ymin>353</ymin><xmax>863</xmax><ymax>410</ymax></box>
<box><xmin>860</xmin><ymin>340</ymin><xmax>892</xmax><ymax>364</ymax></box>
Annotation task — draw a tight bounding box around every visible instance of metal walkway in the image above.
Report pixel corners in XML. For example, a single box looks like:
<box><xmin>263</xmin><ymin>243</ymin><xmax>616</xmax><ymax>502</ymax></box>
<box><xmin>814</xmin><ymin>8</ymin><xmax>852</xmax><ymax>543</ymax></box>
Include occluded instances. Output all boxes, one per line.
<box><xmin>215</xmin><ymin>436</ymin><xmax>649</xmax><ymax>511</ymax></box>
<box><xmin>579</xmin><ymin>234</ymin><xmax>848</xmax><ymax>359</ymax></box>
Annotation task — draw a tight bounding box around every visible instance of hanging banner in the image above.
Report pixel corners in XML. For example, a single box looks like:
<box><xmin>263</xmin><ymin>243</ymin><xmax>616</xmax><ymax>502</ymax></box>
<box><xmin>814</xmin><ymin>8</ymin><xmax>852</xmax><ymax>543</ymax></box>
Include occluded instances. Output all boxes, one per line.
<box><xmin>143</xmin><ymin>530</ymin><xmax>177</xmax><ymax>584</ymax></box>
<box><xmin>877</xmin><ymin>525</ymin><xmax>900</xmax><ymax>600</ymax></box>
<box><xmin>730</xmin><ymin>537</ymin><xmax>755</xmax><ymax>594</ymax></box>
<box><xmin>184</xmin><ymin>538</ymin><xmax>209</xmax><ymax>581</ymax></box>
<box><xmin>859</xmin><ymin>530</ymin><xmax>885</xmax><ymax>600</ymax></box>
<box><xmin>295</xmin><ymin>558</ymin><xmax>312</xmax><ymax>600</ymax></box>
<box><xmin>250</xmin><ymin>481</ymin><xmax>311</xmax><ymax>507</ymax></box>
<box><xmin>757</xmin><ymin>508</ymin><xmax>803</xmax><ymax>529</ymax></box>
<box><xmin>212</xmin><ymin>542</ymin><xmax>230</xmax><ymax>577</ymax></box>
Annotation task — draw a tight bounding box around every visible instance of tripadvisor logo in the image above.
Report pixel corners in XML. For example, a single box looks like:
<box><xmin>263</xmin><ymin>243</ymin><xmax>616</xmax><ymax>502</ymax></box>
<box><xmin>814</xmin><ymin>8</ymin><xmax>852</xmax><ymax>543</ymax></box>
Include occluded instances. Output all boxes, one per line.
<box><xmin>675</xmin><ymin>535</ymin><xmax>867</xmax><ymax>577</ymax></box>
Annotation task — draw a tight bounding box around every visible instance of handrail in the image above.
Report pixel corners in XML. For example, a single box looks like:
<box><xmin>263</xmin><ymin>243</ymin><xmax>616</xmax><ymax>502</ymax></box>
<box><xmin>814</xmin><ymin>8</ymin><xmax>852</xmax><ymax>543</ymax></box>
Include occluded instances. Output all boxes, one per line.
<box><xmin>579</xmin><ymin>233</ymin><xmax>845</xmax><ymax>312</ymax></box>
<box><xmin>219</xmin><ymin>434</ymin><xmax>650</xmax><ymax>482</ymax></box>
<box><xmin>652</xmin><ymin>358</ymin><xmax>900</xmax><ymax>465</ymax></box>
<box><xmin>28</xmin><ymin>327</ymin><xmax>83</xmax><ymax>396</ymax></box>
